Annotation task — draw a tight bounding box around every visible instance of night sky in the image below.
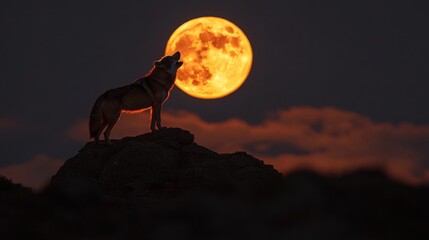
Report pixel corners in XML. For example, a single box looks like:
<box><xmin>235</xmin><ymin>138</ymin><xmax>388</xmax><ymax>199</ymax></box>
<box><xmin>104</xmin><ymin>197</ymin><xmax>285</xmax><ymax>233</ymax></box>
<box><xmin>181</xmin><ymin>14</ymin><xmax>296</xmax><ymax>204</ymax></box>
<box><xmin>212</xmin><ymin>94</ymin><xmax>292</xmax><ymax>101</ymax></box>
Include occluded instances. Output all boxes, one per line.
<box><xmin>1</xmin><ymin>0</ymin><xmax>429</xmax><ymax>189</ymax></box>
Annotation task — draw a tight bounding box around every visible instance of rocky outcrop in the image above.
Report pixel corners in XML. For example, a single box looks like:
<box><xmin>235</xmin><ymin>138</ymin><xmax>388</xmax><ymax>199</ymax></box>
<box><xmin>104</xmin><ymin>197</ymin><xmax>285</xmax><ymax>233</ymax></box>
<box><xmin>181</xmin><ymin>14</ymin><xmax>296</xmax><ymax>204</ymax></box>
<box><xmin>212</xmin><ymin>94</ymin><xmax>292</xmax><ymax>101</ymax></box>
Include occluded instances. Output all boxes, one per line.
<box><xmin>50</xmin><ymin>128</ymin><xmax>282</xmax><ymax>201</ymax></box>
<box><xmin>2</xmin><ymin>141</ymin><xmax>429</xmax><ymax>239</ymax></box>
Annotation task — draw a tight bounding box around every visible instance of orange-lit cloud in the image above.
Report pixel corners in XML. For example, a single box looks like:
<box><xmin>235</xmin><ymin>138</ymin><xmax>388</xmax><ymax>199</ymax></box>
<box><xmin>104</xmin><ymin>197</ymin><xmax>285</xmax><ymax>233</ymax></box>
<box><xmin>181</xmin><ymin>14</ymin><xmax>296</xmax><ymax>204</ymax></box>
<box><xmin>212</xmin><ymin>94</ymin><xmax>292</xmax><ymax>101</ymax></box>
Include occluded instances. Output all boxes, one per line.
<box><xmin>67</xmin><ymin>107</ymin><xmax>429</xmax><ymax>185</ymax></box>
<box><xmin>0</xmin><ymin>155</ymin><xmax>64</xmax><ymax>191</ymax></box>
<box><xmin>0</xmin><ymin>116</ymin><xmax>18</xmax><ymax>133</ymax></box>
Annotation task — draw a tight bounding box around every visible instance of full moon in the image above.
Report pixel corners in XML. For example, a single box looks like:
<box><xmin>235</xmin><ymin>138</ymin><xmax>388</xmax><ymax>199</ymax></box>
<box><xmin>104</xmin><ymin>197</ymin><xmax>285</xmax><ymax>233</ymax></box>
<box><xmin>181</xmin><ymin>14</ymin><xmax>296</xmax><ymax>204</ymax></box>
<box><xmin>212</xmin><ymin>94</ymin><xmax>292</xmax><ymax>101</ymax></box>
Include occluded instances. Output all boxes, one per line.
<box><xmin>165</xmin><ymin>16</ymin><xmax>253</xmax><ymax>99</ymax></box>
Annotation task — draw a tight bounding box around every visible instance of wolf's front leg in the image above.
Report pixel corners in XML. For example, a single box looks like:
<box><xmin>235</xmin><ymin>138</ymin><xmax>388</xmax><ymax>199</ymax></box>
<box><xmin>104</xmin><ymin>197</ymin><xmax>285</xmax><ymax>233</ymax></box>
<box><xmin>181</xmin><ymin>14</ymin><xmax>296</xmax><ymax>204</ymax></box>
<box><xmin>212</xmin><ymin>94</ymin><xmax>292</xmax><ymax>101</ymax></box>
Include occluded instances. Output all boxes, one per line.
<box><xmin>155</xmin><ymin>103</ymin><xmax>166</xmax><ymax>130</ymax></box>
<box><xmin>150</xmin><ymin>107</ymin><xmax>157</xmax><ymax>132</ymax></box>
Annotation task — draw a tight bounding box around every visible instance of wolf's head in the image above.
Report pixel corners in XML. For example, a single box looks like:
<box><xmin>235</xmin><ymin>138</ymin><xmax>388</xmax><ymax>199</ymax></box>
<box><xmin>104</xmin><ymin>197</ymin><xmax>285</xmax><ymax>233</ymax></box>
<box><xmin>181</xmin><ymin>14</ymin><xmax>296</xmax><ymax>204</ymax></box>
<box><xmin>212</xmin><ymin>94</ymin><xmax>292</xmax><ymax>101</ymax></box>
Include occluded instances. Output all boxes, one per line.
<box><xmin>154</xmin><ymin>52</ymin><xmax>183</xmax><ymax>75</ymax></box>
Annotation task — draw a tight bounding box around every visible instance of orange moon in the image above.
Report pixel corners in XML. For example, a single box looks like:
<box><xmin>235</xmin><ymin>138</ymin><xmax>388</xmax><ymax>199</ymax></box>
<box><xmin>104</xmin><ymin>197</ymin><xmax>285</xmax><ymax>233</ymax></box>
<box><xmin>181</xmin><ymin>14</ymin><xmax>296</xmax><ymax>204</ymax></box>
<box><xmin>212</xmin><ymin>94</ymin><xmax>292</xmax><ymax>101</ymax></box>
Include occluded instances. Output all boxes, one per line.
<box><xmin>165</xmin><ymin>16</ymin><xmax>253</xmax><ymax>99</ymax></box>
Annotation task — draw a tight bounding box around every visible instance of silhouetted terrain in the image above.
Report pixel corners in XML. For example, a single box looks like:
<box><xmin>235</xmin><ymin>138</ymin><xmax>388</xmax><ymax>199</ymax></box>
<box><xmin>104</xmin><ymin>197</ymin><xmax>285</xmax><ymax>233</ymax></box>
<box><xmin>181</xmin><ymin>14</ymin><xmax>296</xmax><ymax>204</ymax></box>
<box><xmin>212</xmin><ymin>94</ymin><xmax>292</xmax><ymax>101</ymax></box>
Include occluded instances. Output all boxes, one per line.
<box><xmin>50</xmin><ymin>128</ymin><xmax>282</xmax><ymax>201</ymax></box>
<box><xmin>1</xmin><ymin>128</ymin><xmax>428</xmax><ymax>239</ymax></box>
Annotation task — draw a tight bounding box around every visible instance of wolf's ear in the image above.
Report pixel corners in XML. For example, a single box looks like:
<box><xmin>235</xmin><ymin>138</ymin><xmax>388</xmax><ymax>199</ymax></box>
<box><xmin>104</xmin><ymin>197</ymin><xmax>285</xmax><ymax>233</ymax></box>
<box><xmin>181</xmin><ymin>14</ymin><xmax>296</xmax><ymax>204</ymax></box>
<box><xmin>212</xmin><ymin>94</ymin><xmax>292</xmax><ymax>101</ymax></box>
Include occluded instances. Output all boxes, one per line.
<box><xmin>154</xmin><ymin>61</ymin><xmax>164</xmax><ymax>68</ymax></box>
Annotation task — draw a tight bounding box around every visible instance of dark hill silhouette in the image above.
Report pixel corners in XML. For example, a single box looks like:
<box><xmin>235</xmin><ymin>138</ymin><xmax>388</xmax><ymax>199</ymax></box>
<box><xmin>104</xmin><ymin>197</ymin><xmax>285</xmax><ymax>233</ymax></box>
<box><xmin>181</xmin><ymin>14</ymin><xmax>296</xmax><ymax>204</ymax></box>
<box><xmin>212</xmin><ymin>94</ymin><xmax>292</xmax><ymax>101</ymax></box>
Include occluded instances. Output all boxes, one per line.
<box><xmin>1</xmin><ymin>128</ymin><xmax>428</xmax><ymax>239</ymax></box>
<box><xmin>50</xmin><ymin>128</ymin><xmax>283</xmax><ymax>201</ymax></box>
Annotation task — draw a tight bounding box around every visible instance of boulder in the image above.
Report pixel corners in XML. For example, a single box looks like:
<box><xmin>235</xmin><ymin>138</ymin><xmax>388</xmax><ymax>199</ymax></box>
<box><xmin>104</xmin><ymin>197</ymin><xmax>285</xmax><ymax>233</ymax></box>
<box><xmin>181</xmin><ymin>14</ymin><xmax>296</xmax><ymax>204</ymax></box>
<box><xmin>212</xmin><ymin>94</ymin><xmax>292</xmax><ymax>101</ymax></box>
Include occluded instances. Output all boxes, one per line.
<box><xmin>50</xmin><ymin>128</ymin><xmax>282</xmax><ymax>201</ymax></box>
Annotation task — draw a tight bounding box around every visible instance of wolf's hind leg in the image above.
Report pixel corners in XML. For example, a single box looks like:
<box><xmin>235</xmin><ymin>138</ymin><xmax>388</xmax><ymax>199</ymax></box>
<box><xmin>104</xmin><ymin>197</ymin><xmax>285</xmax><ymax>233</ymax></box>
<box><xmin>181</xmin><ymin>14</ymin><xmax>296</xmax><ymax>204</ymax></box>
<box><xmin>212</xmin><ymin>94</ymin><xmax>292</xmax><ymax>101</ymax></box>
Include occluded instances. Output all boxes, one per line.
<box><xmin>104</xmin><ymin>109</ymin><xmax>121</xmax><ymax>145</ymax></box>
<box><xmin>95</xmin><ymin>122</ymin><xmax>108</xmax><ymax>145</ymax></box>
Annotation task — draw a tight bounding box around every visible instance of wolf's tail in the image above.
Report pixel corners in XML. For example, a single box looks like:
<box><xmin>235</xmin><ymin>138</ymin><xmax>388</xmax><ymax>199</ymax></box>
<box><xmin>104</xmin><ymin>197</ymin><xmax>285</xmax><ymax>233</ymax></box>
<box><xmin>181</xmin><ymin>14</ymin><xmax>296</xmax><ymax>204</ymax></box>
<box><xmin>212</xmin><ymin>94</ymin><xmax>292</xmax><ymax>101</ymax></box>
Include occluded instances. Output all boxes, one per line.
<box><xmin>89</xmin><ymin>94</ymin><xmax>105</xmax><ymax>138</ymax></box>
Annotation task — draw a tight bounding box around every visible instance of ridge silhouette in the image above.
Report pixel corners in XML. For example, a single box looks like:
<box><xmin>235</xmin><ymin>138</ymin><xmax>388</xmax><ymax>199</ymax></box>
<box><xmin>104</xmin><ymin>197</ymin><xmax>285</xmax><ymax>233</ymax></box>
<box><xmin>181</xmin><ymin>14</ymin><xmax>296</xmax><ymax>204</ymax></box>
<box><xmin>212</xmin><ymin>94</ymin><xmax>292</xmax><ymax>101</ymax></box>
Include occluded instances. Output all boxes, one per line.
<box><xmin>1</xmin><ymin>128</ymin><xmax>428</xmax><ymax>239</ymax></box>
<box><xmin>51</xmin><ymin>128</ymin><xmax>282</xmax><ymax>201</ymax></box>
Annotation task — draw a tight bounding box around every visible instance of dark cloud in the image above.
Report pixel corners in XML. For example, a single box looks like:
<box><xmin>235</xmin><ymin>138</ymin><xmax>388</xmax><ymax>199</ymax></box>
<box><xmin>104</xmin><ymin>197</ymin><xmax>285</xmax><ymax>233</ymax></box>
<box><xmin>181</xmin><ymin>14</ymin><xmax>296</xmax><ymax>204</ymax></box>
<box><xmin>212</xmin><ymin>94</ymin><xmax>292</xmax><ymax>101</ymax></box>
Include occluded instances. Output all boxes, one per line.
<box><xmin>0</xmin><ymin>154</ymin><xmax>64</xmax><ymax>190</ymax></box>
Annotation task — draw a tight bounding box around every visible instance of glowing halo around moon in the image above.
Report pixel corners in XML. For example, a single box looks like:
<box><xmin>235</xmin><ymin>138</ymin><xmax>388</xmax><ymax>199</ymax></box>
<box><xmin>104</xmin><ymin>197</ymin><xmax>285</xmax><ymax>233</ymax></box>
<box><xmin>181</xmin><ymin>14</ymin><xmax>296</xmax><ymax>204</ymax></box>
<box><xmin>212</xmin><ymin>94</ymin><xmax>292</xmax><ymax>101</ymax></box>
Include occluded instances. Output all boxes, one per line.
<box><xmin>165</xmin><ymin>16</ymin><xmax>253</xmax><ymax>99</ymax></box>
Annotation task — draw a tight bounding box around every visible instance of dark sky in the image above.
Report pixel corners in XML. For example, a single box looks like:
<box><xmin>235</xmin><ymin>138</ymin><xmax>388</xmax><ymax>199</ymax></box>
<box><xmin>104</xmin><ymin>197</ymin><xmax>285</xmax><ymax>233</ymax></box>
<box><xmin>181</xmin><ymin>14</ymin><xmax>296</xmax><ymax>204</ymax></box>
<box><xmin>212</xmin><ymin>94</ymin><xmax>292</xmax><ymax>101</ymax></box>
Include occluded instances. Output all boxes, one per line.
<box><xmin>1</xmin><ymin>0</ymin><xmax>429</xmax><ymax>187</ymax></box>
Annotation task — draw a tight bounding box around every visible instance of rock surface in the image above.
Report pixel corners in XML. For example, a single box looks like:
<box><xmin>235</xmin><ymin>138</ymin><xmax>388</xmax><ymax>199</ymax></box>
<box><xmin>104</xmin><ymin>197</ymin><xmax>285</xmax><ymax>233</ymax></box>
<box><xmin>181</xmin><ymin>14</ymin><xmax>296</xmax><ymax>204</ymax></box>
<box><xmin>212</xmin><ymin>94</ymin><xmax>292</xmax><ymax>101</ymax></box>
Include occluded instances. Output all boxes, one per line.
<box><xmin>50</xmin><ymin>128</ymin><xmax>282</xmax><ymax>201</ymax></box>
<box><xmin>2</xmin><ymin>128</ymin><xmax>428</xmax><ymax>239</ymax></box>
<box><xmin>2</xmin><ymin>141</ymin><xmax>429</xmax><ymax>239</ymax></box>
